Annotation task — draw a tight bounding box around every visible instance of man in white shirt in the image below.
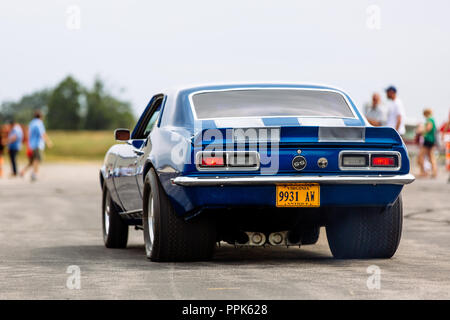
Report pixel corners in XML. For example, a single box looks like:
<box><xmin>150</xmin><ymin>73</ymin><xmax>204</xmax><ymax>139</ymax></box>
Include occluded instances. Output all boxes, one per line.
<box><xmin>364</xmin><ymin>93</ymin><xmax>386</xmax><ymax>126</ymax></box>
<box><xmin>385</xmin><ymin>86</ymin><xmax>406</xmax><ymax>135</ymax></box>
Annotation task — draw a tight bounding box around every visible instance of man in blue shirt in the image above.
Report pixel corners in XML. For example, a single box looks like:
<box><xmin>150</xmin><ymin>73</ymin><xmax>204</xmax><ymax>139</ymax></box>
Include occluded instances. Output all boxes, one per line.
<box><xmin>27</xmin><ymin>110</ymin><xmax>52</xmax><ymax>181</ymax></box>
<box><xmin>7</xmin><ymin>118</ymin><xmax>23</xmax><ymax>176</ymax></box>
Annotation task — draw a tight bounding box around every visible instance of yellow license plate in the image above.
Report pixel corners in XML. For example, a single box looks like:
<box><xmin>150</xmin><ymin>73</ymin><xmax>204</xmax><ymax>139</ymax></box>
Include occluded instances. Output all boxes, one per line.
<box><xmin>276</xmin><ymin>184</ymin><xmax>320</xmax><ymax>207</ymax></box>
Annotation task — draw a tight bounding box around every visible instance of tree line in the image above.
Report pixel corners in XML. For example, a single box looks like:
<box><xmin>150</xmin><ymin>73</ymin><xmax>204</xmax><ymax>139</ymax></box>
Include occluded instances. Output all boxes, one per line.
<box><xmin>0</xmin><ymin>76</ymin><xmax>135</xmax><ymax>130</ymax></box>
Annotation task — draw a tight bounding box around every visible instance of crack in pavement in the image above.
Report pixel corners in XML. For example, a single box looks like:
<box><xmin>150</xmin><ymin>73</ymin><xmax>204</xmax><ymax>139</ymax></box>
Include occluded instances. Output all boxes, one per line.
<box><xmin>404</xmin><ymin>207</ymin><xmax>450</xmax><ymax>225</ymax></box>
<box><xmin>406</xmin><ymin>216</ymin><xmax>450</xmax><ymax>225</ymax></box>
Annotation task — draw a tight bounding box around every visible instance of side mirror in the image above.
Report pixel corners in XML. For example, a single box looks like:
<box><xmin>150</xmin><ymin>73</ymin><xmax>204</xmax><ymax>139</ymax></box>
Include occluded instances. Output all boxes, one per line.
<box><xmin>114</xmin><ymin>129</ymin><xmax>130</xmax><ymax>141</ymax></box>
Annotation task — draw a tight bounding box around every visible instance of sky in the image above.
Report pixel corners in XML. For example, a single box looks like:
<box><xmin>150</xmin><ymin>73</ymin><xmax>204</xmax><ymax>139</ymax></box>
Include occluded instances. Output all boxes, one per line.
<box><xmin>1</xmin><ymin>0</ymin><xmax>449</xmax><ymax>125</ymax></box>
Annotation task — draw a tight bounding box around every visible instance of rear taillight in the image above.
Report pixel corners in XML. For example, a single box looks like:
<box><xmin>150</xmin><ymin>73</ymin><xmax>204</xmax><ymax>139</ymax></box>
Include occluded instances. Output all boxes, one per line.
<box><xmin>228</xmin><ymin>152</ymin><xmax>259</xmax><ymax>168</ymax></box>
<box><xmin>196</xmin><ymin>151</ymin><xmax>260</xmax><ymax>171</ymax></box>
<box><xmin>200</xmin><ymin>155</ymin><xmax>225</xmax><ymax>167</ymax></box>
<box><xmin>371</xmin><ymin>156</ymin><xmax>396</xmax><ymax>167</ymax></box>
<box><xmin>341</xmin><ymin>155</ymin><xmax>369</xmax><ymax>167</ymax></box>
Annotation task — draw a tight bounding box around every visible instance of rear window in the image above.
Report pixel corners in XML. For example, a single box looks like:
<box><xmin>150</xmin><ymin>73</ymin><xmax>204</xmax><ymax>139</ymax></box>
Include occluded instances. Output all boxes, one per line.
<box><xmin>191</xmin><ymin>89</ymin><xmax>354</xmax><ymax>119</ymax></box>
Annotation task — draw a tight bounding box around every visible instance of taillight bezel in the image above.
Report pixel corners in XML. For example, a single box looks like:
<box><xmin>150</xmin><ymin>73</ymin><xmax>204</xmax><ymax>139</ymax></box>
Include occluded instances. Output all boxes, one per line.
<box><xmin>196</xmin><ymin>151</ymin><xmax>260</xmax><ymax>171</ymax></box>
<box><xmin>339</xmin><ymin>150</ymin><xmax>401</xmax><ymax>171</ymax></box>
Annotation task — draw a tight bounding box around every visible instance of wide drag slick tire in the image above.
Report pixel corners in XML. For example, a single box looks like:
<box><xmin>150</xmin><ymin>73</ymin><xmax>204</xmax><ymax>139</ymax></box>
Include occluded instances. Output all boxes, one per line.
<box><xmin>326</xmin><ymin>195</ymin><xmax>403</xmax><ymax>259</ymax></box>
<box><xmin>143</xmin><ymin>168</ymin><xmax>216</xmax><ymax>262</ymax></box>
<box><xmin>102</xmin><ymin>185</ymin><xmax>128</xmax><ymax>248</ymax></box>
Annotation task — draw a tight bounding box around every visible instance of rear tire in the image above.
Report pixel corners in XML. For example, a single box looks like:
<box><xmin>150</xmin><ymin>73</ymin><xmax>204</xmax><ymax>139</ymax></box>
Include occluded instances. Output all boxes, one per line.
<box><xmin>143</xmin><ymin>168</ymin><xmax>216</xmax><ymax>262</ymax></box>
<box><xmin>326</xmin><ymin>195</ymin><xmax>403</xmax><ymax>259</ymax></box>
<box><xmin>102</xmin><ymin>185</ymin><xmax>128</xmax><ymax>248</ymax></box>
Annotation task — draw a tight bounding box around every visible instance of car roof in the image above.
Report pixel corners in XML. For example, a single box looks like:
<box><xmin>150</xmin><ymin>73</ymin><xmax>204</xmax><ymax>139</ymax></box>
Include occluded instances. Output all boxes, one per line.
<box><xmin>157</xmin><ymin>83</ymin><xmax>366</xmax><ymax>129</ymax></box>
<box><xmin>172</xmin><ymin>82</ymin><xmax>346</xmax><ymax>95</ymax></box>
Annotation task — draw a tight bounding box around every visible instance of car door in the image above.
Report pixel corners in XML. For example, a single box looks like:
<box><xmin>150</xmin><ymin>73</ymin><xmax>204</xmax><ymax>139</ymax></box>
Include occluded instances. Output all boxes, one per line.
<box><xmin>135</xmin><ymin>96</ymin><xmax>165</xmax><ymax>196</ymax></box>
<box><xmin>114</xmin><ymin>94</ymin><xmax>164</xmax><ymax>212</ymax></box>
<box><xmin>113</xmin><ymin>139</ymin><xmax>144</xmax><ymax>212</ymax></box>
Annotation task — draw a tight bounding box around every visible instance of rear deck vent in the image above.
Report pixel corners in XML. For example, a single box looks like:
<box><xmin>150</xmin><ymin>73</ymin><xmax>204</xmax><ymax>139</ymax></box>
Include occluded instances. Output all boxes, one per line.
<box><xmin>318</xmin><ymin>127</ymin><xmax>365</xmax><ymax>143</ymax></box>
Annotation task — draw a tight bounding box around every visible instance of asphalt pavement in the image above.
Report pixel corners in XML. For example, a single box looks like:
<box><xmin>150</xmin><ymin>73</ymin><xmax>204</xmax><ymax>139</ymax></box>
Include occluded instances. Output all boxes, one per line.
<box><xmin>0</xmin><ymin>163</ymin><xmax>449</xmax><ymax>299</ymax></box>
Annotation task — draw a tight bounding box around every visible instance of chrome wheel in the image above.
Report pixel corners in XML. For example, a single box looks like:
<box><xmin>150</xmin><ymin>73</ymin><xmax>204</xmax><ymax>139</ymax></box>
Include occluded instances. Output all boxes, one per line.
<box><xmin>145</xmin><ymin>191</ymin><xmax>156</xmax><ymax>257</ymax></box>
<box><xmin>104</xmin><ymin>195</ymin><xmax>110</xmax><ymax>235</ymax></box>
<box><xmin>148</xmin><ymin>195</ymin><xmax>155</xmax><ymax>245</ymax></box>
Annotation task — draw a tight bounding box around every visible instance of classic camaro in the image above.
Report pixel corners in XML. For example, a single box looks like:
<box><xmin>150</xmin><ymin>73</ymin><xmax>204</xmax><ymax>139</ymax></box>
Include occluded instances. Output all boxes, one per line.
<box><xmin>100</xmin><ymin>84</ymin><xmax>415</xmax><ymax>261</ymax></box>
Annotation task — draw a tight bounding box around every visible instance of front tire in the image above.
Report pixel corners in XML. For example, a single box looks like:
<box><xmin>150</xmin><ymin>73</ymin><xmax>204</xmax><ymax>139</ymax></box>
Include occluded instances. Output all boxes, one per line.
<box><xmin>143</xmin><ymin>168</ymin><xmax>216</xmax><ymax>262</ymax></box>
<box><xmin>102</xmin><ymin>185</ymin><xmax>128</xmax><ymax>248</ymax></box>
<box><xmin>326</xmin><ymin>195</ymin><xmax>403</xmax><ymax>259</ymax></box>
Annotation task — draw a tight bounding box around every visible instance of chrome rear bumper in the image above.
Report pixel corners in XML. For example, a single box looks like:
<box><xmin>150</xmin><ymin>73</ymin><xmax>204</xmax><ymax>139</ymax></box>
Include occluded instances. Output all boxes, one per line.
<box><xmin>172</xmin><ymin>173</ymin><xmax>415</xmax><ymax>186</ymax></box>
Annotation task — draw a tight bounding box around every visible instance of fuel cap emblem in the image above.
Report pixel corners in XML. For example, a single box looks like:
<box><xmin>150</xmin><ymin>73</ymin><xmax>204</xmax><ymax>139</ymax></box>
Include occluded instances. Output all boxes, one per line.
<box><xmin>292</xmin><ymin>156</ymin><xmax>307</xmax><ymax>171</ymax></box>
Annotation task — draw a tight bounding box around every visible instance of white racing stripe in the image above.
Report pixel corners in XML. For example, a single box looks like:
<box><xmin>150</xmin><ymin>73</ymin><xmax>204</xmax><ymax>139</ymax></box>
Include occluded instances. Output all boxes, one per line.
<box><xmin>213</xmin><ymin>117</ymin><xmax>348</xmax><ymax>128</ymax></box>
<box><xmin>297</xmin><ymin>117</ymin><xmax>346</xmax><ymax>127</ymax></box>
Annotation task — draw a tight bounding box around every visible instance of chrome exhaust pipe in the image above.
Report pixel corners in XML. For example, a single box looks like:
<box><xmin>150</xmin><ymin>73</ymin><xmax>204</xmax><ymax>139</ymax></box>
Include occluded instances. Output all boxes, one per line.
<box><xmin>268</xmin><ymin>231</ymin><xmax>301</xmax><ymax>246</ymax></box>
<box><xmin>268</xmin><ymin>231</ymin><xmax>286</xmax><ymax>246</ymax></box>
<box><xmin>246</xmin><ymin>232</ymin><xmax>266</xmax><ymax>246</ymax></box>
<box><xmin>235</xmin><ymin>231</ymin><xmax>301</xmax><ymax>247</ymax></box>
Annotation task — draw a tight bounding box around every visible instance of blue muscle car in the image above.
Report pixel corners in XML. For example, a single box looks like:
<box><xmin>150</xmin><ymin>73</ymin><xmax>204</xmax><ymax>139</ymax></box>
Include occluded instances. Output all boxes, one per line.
<box><xmin>100</xmin><ymin>84</ymin><xmax>415</xmax><ymax>261</ymax></box>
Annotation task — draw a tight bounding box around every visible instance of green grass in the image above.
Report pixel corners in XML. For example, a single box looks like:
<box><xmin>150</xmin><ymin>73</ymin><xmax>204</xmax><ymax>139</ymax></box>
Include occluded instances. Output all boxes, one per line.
<box><xmin>18</xmin><ymin>130</ymin><xmax>116</xmax><ymax>162</ymax></box>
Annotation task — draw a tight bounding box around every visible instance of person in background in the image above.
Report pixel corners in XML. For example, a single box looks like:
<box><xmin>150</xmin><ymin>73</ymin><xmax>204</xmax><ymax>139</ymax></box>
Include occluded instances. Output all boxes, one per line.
<box><xmin>440</xmin><ymin>110</ymin><xmax>450</xmax><ymax>182</ymax></box>
<box><xmin>385</xmin><ymin>86</ymin><xmax>406</xmax><ymax>135</ymax></box>
<box><xmin>7</xmin><ymin>118</ymin><xmax>24</xmax><ymax>177</ymax></box>
<box><xmin>28</xmin><ymin>110</ymin><xmax>52</xmax><ymax>181</ymax></box>
<box><xmin>365</xmin><ymin>92</ymin><xmax>385</xmax><ymax>126</ymax></box>
<box><xmin>0</xmin><ymin>124</ymin><xmax>6</xmax><ymax>178</ymax></box>
<box><xmin>19</xmin><ymin>125</ymin><xmax>34</xmax><ymax>178</ymax></box>
<box><xmin>440</xmin><ymin>110</ymin><xmax>450</xmax><ymax>142</ymax></box>
<box><xmin>417</xmin><ymin>108</ymin><xmax>437</xmax><ymax>178</ymax></box>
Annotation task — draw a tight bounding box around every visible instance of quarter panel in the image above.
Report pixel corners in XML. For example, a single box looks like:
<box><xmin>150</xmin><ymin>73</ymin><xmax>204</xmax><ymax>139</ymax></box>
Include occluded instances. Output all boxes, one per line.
<box><xmin>113</xmin><ymin>143</ymin><xmax>141</xmax><ymax>211</ymax></box>
<box><xmin>101</xmin><ymin>145</ymin><xmax>124</xmax><ymax>210</ymax></box>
